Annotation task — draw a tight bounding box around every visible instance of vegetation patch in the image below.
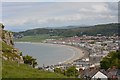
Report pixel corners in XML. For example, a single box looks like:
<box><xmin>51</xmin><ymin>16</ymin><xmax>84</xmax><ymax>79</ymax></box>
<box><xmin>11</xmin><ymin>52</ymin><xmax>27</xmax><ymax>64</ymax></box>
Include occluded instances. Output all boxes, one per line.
<box><xmin>100</xmin><ymin>51</ymin><xmax>120</xmax><ymax>70</ymax></box>
<box><xmin>2</xmin><ymin>60</ymin><xmax>67</xmax><ymax>78</ymax></box>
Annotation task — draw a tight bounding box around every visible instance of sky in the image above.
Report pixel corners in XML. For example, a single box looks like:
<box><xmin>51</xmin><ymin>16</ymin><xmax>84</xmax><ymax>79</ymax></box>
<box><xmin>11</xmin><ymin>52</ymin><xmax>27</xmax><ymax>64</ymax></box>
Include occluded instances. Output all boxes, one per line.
<box><xmin>1</xmin><ymin>0</ymin><xmax>119</xmax><ymax>31</ymax></box>
<box><xmin>1</xmin><ymin>0</ymin><xmax>119</xmax><ymax>2</ymax></box>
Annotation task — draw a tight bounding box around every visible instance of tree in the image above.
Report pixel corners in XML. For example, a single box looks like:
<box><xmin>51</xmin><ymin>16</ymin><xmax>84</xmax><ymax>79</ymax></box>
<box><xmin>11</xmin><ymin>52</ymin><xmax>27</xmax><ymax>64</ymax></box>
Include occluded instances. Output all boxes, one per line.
<box><xmin>54</xmin><ymin>68</ymin><xmax>63</xmax><ymax>74</ymax></box>
<box><xmin>100</xmin><ymin>51</ymin><xmax>120</xmax><ymax>70</ymax></box>
<box><xmin>65</xmin><ymin>66</ymin><xmax>79</xmax><ymax>77</ymax></box>
<box><xmin>100</xmin><ymin>58</ymin><xmax>111</xmax><ymax>70</ymax></box>
<box><xmin>23</xmin><ymin>55</ymin><xmax>38</xmax><ymax>68</ymax></box>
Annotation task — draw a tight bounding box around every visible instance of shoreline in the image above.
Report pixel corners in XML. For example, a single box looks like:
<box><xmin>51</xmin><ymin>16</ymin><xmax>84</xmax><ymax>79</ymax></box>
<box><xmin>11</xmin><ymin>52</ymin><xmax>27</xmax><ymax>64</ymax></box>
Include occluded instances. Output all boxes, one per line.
<box><xmin>60</xmin><ymin>45</ymin><xmax>88</xmax><ymax>64</ymax></box>
<box><xmin>15</xmin><ymin>41</ymin><xmax>88</xmax><ymax>65</ymax></box>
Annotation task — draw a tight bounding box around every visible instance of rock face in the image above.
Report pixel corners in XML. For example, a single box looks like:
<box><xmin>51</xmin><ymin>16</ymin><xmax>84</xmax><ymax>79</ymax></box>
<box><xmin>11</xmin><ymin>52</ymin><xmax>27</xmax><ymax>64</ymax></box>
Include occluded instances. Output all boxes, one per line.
<box><xmin>0</xmin><ymin>23</ymin><xmax>3</xmax><ymax>58</ymax></box>
<box><xmin>0</xmin><ymin>23</ymin><xmax>4</xmax><ymax>41</ymax></box>
<box><xmin>0</xmin><ymin>23</ymin><xmax>24</xmax><ymax>63</ymax></box>
<box><xmin>2</xmin><ymin>30</ymin><xmax>14</xmax><ymax>47</ymax></box>
<box><xmin>0</xmin><ymin>24</ymin><xmax>14</xmax><ymax>47</ymax></box>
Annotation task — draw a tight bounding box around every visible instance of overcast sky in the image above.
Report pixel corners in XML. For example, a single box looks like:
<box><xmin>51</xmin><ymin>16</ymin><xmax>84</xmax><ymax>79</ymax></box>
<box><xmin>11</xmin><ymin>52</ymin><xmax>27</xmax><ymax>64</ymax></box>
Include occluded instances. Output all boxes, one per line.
<box><xmin>2</xmin><ymin>1</ymin><xmax>118</xmax><ymax>31</ymax></box>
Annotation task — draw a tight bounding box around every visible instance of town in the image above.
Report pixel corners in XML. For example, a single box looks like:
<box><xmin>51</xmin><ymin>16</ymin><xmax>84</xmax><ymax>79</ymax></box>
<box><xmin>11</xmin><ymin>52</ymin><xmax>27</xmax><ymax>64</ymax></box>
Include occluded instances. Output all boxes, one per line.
<box><xmin>41</xmin><ymin>34</ymin><xmax>120</xmax><ymax>79</ymax></box>
<box><xmin>1</xmin><ymin>1</ymin><xmax>119</xmax><ymax>79</ymax></box>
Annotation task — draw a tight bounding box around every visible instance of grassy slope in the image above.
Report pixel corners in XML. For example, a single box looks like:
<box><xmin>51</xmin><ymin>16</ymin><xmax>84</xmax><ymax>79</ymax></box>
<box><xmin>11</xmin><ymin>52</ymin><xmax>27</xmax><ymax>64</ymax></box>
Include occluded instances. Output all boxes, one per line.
<box><xmin>2</xmin><ymin>42</ymin><xmax>20</xmax><ymax>60</ymax></box>
<box><xmin>1</xmin><ymin>41</ymin><xmax>67</xmax><ymax>78</ymax></box>
<box><xmin>0</xmin><ymin>59</ymin><xmax>2</xmax><ymax>79</ymax></box>
<box><xmin>2</xmin><ymin>60</ymin><xmax>67</xmax><ymax>78</ymax></box>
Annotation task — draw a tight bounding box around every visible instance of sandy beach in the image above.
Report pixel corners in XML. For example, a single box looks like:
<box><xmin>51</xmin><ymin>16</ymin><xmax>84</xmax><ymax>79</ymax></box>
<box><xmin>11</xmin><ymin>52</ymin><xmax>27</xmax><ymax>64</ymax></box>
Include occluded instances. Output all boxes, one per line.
<box><xmin>59</xmin><ymin>45</ymin><xmax>87</xmax><ymax>64</ymax></box>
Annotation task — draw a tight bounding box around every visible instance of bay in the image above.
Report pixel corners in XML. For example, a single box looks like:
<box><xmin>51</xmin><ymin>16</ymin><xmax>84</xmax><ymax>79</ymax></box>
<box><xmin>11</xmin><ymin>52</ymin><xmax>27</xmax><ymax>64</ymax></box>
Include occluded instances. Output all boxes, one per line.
<box><xmin>14</xmin><ymin>42</ymin><xmax>76</xmax><ymax>67</ymax></box>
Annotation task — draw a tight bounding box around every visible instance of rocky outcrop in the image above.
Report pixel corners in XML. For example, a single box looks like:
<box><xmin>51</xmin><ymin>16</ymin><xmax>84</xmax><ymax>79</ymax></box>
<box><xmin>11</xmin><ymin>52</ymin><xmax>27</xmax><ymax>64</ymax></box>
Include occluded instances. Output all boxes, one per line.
<box><xmin>0</xmin><ymin>23</ymin><xmax>4</xmax><ymax>41</ymax></box>
<box><xmin>0</xmin><ymin>23</ymin><xmax>24</xmax><ymax>63</ymax></box>
<box><xmin>0</xmin><ymin>24</ymin><xmax>14</xmax><ymax>47</ymax></box>
<box><xmin>2</xmin><ymin>30</ymin><xmax>14</xmax><ymax>46</ymax></box>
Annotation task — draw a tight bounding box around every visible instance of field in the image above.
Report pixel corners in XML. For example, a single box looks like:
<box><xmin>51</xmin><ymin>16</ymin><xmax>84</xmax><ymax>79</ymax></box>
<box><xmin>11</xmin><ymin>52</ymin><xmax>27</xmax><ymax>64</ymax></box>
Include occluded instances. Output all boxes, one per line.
<box><xmin>14</xmin><ymin>34</ymin><xmax>62</xmax><ymax>42</ymax></box>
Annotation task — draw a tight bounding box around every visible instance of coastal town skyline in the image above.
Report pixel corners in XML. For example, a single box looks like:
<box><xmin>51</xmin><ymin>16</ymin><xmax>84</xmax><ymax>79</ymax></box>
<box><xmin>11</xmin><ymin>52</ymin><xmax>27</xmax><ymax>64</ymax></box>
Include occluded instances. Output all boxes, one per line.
<box><xmin>2</xmin><ymin>2</ymin><xmax>118</xmax><ymax>31</ymax></box>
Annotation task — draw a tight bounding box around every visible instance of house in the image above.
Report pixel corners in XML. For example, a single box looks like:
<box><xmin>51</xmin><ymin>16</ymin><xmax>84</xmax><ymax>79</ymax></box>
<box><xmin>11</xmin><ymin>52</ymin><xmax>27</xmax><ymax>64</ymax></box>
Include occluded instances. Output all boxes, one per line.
<box><xmin>79</xmin><ymin>66</ymin><xmax>120</xmax><ymax>80</ymax></box>
<box><xmin>107</xmin><ymin>67</ymin><xmax>120</xmax><ymax>79</ymax></box>
<box><xmin>91</xmin><ymin>71</ymin><xmax>108</xmax><ymax>80</ymax></box>
<box><xmin>79</xmin><ymin>68</ymin><xmax>108</xmax><ymax>80</ymax></box>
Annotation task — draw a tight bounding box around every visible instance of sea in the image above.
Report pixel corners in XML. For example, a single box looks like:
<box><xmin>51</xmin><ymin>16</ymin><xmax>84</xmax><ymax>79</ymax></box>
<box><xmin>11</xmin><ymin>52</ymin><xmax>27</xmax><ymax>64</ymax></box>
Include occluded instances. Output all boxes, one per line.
<box><xmin>15</xmin><ymin>42</ymin><xmax>75</xmax><ymax>67</ymax></box>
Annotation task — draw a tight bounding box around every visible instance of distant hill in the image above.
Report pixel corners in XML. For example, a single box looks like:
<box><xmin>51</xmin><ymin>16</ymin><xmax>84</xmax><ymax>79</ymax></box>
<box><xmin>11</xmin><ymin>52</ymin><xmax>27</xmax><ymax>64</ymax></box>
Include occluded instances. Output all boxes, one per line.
<box><xmin>45</xmin><ymin>25</ymin><xmax>89</xmax><ymax>29</ymax></box>
<box><xmin>14</xmin><ymin>23</ymin><xmax>118</xmax><ymax>38</ymax></box>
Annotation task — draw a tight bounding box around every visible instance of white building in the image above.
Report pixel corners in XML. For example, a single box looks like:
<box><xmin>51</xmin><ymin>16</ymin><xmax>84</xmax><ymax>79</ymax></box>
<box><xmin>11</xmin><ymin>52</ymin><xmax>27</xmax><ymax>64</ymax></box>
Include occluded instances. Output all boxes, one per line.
<box><xmin>91</xmin><ymin>71</ymin><xmax>108</xmax><ymax>80</ymax></box>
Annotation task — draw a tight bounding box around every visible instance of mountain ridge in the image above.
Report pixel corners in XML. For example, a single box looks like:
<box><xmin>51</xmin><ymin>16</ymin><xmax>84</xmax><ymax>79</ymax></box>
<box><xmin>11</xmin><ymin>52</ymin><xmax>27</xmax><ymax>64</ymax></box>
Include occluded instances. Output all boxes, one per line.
<box><xmin>14</xmin><ymin>23</ymin><xmax>118</xmax><ymax>38</ymax></box>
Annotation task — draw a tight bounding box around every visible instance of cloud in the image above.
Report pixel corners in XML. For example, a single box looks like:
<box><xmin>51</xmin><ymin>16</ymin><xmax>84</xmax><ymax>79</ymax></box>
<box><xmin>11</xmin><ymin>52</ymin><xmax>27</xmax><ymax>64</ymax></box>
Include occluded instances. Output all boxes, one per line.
<box><xmin>92</xmin><ymin>4</ymin><xmax>108</xmax><ymax>13</ymax></box>
<box><xmin>0</xmin><ymin>2</ymin><xmax>2</xmax><ymax>23</ymax></box>
<box><xmin>2</xmin><ymin>2</ymin><xmax>118</xmax><ymax>31</ymax></box>
<box><xmin>2</xmin><ymin>0</ymin><xmax>119</xmax><ymax>2</ymax></box>
<box><xmin>79</xmin><ymin>3</ymin><xmax>110</xmax><ymax>13</ymax></box>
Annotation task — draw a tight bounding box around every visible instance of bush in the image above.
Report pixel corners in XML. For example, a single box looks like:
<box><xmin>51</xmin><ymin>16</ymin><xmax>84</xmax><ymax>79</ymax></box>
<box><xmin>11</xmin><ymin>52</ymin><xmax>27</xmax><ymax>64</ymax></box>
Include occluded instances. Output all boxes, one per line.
<box><xmin>23</xmin><ymin>55</ymin><xmax>38</xmax><ymax>68</ymax></box>
<box><xmin>100</xmin><ymin>51</ymin><xmax>120</xmax><ymax>70</ymax></box>
<box><xmin>65</xmin><ymin>66</ymin><xmax>79</xmax><ymax>77</ymax></box>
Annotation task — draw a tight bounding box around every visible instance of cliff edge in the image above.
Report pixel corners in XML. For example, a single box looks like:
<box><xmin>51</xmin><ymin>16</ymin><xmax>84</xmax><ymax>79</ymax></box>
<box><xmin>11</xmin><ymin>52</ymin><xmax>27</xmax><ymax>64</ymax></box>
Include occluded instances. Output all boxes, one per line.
<box><xmin>0</xmin><ymin>23</ymin><xmax>24</xmax><ymax>63</ymax></box>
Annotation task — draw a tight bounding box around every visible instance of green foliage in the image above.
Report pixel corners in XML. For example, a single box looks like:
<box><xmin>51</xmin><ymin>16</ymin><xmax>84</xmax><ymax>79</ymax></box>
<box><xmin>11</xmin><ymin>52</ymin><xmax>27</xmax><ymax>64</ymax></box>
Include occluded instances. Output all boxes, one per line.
<box><xmin>89</xmin><ymin>41</ymin><xmax>95</xmax><ymax>44</ymax></box>
<box><xmin>2</xmin><ymin>42</ymin><xmax>20</xmax><ymax>60</ymax></box>
<box><xmin>65</xmin><ymin>66</ymin><xmax>79</xmax><ymax>77</ymax></box>
<box><xmin>54</xmin><ymin>68</ymin><xmax>63</xmax><ymax>74</ymax></box>
<box><xmin>14</xmin><ymin>34</ymin><xmax>62</xmax><ymax>42</ymax></box>
<box><xmin>14</xmin><ymin>23</ymin><xmax>118</xmax><ymax>38</ymax></box>
<box><xmin>2</xmin><ymin>60</ymin><xmax>67</xmax><ymax>78</ymax></box>
<box><xmin>100</xmin><ymin>51</ymin><xmax>120</xmax><ymax>70</ymax></box>
<box><xmin>23</xmin><ymin>55</ymin><xmax>37</xmax><ymax>68</ymax></box>
<box><xmin>19</xmin><ymin>52</ymin><xmax>22</xmax><ymax>56</ymax></box>
<box><xmin>0</xmin><ymin>60</ymin><xmax>1</xmax><ymax>76</ymax></box>
<box><xmin>54</xmin><ymin>66</ymin><xmax>79</xmax><ymax>78</ymax></box>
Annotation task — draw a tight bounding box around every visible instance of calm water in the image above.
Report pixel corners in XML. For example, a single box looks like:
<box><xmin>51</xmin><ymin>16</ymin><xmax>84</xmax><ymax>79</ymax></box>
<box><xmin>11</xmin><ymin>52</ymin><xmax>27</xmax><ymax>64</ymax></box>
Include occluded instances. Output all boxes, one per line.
<box><xmin>15</xmin><ymin>42</ymin><xmax>75</xmax><ymax>67</ymax></box>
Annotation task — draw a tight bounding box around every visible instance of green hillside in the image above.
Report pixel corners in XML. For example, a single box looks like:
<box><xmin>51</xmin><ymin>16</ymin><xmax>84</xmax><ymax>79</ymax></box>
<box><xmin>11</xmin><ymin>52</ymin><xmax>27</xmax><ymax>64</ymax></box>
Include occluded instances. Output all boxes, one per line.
<box><xmin>14</xmin><ymin>23</ymin><xmax>118</xmax><ymax>37</ymax></box>
<box><xmin>2</xmin><ymin>60</ymin><xmax>67</xmax><ymax>78</ymax></box>
<box><xmin>1</xmin><ymin>23</ymin><xmax>68</xmax><ymax>78</ymax></box>
<box><xmin>1</xmin><ymin>41</ymin><xmax>67</xmax><ymax>78</ymax></box>
<box><xmin>14</xmin><ymin>34</ymin><xmax>62</xmax><ymax>42</ymax></box>
<box><xmin>2</xmin><ymin>41</ymin><xmax>20</xmax><ymax>60</ymax></box>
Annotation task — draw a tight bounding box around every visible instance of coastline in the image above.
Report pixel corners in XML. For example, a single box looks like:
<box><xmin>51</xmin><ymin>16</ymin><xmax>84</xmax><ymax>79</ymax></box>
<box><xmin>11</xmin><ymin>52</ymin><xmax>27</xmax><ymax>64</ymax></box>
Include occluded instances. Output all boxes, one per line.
<box><xmin>60</xmin><ymin>45</ymin><xmax>87</xmax><ymax>64</ymax></box>
<box><xmin>15</xmin><ymin>41</ymin><xmax>88</xmax><ymax>65</ymax></box>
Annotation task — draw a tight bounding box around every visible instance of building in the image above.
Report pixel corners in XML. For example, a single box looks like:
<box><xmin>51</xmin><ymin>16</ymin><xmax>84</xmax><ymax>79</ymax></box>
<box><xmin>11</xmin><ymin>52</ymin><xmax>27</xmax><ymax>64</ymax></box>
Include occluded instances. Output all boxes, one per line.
<box><xmin>79</xmin><ymin>68</ymin><xmax>108</xmax><ymax>80</ymax></box>
<box><xmin>91</xmin><ymin>71</ymin><xmax>108</xmax><ymax>80</ymax></box>
<box><xmin>107</xmin><ymin>67</ymin><xmax>120</xmax><ymax>79</ymax></box>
